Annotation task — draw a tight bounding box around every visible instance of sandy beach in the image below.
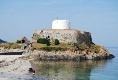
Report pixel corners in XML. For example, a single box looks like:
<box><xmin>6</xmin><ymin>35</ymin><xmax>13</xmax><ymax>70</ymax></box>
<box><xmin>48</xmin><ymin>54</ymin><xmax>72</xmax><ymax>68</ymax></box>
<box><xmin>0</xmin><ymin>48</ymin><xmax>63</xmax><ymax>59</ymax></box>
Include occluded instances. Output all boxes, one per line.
<box><xmin>0</xmin><ymin>55</ymin><xmax>43</xmax><ymax>80</ymax></box>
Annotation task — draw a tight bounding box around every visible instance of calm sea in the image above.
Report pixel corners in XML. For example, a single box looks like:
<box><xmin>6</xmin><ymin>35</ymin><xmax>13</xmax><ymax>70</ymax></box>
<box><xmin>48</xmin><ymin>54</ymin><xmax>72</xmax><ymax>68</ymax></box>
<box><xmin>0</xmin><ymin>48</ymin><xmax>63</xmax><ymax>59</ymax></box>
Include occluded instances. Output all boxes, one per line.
<box><xmin>31</xmin><ymin>47</ymin><xmax>118</xmax><ymax>80</ymax></box>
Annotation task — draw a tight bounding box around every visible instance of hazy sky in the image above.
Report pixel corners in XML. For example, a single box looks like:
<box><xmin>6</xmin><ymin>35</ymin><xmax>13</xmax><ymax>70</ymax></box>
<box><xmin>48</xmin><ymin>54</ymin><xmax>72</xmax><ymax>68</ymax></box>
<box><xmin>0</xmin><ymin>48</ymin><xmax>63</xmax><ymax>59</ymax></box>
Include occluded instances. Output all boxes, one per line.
<box><xmin>0</xmin><ymin>0</ymin><xmax>118</xmax><ymax>47</ymax></box>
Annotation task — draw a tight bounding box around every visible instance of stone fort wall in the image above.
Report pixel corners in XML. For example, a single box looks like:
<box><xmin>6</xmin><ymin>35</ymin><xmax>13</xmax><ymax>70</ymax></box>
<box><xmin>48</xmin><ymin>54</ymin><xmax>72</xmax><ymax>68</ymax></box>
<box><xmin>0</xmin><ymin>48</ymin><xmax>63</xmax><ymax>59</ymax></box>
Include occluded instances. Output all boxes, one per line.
<box><xmin>32</xmin><ymin>29</ymin><xmax>93</xmax><ymax>46</ymax></box>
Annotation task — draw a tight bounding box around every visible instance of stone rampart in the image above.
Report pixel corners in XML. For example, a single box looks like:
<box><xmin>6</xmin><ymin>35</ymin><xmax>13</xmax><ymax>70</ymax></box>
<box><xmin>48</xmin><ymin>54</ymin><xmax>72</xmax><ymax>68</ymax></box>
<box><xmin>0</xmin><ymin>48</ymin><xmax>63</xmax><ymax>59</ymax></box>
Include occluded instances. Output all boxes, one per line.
<box><xmin>32</xmin><ymin>29</ymin><xmax>93</xmax><ymax>46</ymax></box>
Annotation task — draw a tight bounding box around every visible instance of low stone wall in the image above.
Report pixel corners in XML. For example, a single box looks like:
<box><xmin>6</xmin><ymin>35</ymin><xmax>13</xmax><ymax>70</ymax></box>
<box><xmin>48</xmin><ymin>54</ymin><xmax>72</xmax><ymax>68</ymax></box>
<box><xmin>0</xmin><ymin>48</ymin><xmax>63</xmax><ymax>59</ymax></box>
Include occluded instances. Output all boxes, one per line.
<box><xmin>32</xmin><ymin>29</ymin><xmax>93</xmax><ymax>46</ymax></box>
<box><xmin>0</xmin><ymin>52</ymin><xmax>23</xmax><ymax>55</ymax></box>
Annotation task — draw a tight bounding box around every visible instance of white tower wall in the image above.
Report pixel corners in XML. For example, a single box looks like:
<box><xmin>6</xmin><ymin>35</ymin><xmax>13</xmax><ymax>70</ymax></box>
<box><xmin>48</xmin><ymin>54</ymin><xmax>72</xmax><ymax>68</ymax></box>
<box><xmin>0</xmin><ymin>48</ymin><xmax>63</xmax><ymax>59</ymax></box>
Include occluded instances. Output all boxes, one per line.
<box><xmin>52</xmin><ymin>20</ymin><xmax>70</xmax><ymax>29</ymax></box>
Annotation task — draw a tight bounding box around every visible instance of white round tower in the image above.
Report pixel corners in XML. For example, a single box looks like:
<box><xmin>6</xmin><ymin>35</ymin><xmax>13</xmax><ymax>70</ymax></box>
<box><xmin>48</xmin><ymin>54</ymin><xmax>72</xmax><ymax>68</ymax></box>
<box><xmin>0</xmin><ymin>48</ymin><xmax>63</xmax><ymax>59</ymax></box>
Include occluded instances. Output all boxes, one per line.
<box><xmin>52</xmin><ymin>20</ymin><xmax>70</xmax><ymax>29</ymax></box>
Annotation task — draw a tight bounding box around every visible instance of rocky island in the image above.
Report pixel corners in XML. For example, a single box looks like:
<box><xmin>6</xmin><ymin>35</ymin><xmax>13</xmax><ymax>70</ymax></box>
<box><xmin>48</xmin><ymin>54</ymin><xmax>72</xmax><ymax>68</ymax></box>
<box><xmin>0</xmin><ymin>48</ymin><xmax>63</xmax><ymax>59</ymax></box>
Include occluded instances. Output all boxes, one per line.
<box><xmin>0</xmin><ymin>20</ymin><xmax>115</xmax><ymax>61</ymax></box>
<box><xmin>29</xmin><ymin>20</ymin><xmax>114</xmax><ymax>61</ymax></box>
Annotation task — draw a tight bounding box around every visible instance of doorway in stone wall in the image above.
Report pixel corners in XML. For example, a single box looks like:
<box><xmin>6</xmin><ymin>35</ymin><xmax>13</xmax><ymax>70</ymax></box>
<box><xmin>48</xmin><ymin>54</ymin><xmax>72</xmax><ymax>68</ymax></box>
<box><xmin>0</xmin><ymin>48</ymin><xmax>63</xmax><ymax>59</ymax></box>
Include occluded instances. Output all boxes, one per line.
<box><xmin>22</xmin><ymin>40</ymin><xmax>25</xmax><ymax>43</ymax></box>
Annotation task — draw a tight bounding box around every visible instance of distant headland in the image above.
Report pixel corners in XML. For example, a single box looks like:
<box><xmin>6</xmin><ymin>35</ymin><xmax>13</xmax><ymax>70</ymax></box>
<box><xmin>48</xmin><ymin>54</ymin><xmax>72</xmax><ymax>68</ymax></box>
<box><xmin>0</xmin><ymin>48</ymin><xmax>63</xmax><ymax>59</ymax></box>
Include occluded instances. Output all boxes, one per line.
<box><xmin>0</xmin><ymin>39</ymin><xmax>6</xmax><ymax>44</ymax></box>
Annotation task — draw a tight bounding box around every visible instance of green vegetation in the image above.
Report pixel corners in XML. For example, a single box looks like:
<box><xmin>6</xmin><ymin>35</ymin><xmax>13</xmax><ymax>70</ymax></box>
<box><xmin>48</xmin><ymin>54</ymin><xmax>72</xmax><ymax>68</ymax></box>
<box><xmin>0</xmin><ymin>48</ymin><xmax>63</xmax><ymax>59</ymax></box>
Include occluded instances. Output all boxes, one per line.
<box><xmin>46</xmin><ymin>40</ymin><xmax>50</xmax><ymax>46</ymax></box>
<box><xmin>32</xmin><ymin>43</ymin><xmax>46</xmax><ymax>50</ymax></box>
<box><xmin>16</xmin><ymin>40</ymin><xmax>21</xmax><ymax>43</ymax></box>
<box><xmin>78</xmin><ymin>43</ymin><xmax>88</xmax><ymax>50</ymax></box>
<box><xmin>4</xmin><ymin>45</ymin><xmax>10</xmax><ymax>49</ymax></box>
<box><xmin>34</xmin><ymin>39</ymin><xmax>100</xmax><ymax>53</ymax></box>
<box><xmin>89</xmin><ymin>44</ymin><xmax>100</xmax><ymax>53</ymax></box>
<box><xmin>37</xmin><ymin>38</ymin><xmax>50</xmax><ymax>46</ymax></box>
<box><xmin>11</xmin><ymin>43</ymin><xmax>22</xmax><ymax>49</ymax></box>
<box><xmin>4</xmin><ymin>43</ymin><xmax>22</xmax><ymax>49</ymax></box>
<box><xmin>67</xmin><ymin>42</ymin><xmax>88</xmax><ymax>49</ymax></box>
<box><xmin>37</xmin><ymin>38</ymin><xmax>47</xmax><ymax>44</ymax></box>
<box><xmin>4</xmin><ymin>43</ymin><xmax>14</xmax><ymax>49</ymax></box>
<box><xmin>67</xmin><ymin>42</ymin><xmax>74</xmax><ymax>45</ymax></box>
<box><xmin>67</xmin><ymin>42</ymin><xmax>79</xmax><ymax>47</ymax></box>
<box><xmin>0</xmin><ymin>40</ymin><xmax>100</xmax><ymax>53</ymax></box>
<box><xmin>54</xmin><ymin>39</ymin><xmax>60</xmax><ymax>45</ymax></box>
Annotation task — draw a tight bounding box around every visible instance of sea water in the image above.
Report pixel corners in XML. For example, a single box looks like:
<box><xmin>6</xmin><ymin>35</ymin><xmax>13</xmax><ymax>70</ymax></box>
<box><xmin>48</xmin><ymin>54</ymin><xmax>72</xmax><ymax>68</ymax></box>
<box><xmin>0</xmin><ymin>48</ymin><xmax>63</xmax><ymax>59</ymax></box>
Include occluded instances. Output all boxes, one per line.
<box><xmin>31</xmin><ymin>47</ymin><xmax>118</xmax><ymax>80</ymax></box>
<box><xmin>90</xmin><ymin>47</ymin><xmax>118</xmax><ymax>80</ymax></box>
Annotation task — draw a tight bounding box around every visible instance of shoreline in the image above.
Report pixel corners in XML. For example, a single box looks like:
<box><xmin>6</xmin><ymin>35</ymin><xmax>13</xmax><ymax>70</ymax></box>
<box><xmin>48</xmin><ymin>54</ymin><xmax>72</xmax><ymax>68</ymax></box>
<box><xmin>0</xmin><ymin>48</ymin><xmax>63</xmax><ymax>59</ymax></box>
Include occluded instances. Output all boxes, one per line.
<box><xmin>0</xmin><ymin>47</ymin><xmax>115</xmax><ymax>80</ymax></box>
<box><xmin>0</xmin><ymin>55</ymin><xmax>39</xmax><ymax>80</ymax></box>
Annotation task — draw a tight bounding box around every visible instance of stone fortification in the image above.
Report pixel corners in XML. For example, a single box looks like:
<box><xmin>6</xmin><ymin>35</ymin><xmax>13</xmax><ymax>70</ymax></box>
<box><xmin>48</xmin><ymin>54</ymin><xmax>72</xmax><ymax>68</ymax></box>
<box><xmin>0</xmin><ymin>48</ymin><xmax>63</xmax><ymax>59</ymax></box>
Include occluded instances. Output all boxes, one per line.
<box><xmin>32</xmin><ymin>29</ymin><xmax>93</xmax><ymax>46</ymax></box>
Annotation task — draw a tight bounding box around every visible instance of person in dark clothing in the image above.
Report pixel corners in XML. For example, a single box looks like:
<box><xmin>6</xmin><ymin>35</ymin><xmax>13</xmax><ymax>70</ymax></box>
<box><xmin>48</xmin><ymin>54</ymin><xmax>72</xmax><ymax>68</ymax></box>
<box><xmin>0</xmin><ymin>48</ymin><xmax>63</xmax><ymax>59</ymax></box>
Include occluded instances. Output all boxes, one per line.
<box><xmin>29</xmin><ymin>67</ymin><xmax>35</xmax><ymax>75</ymax></box>
<box><xmin>29</xmin><ymin>68</ymin><xmax>32</xmax><ymax>72</ymax></box>
<box><xmin>32</xmin><ymin>68</ymin><xmax>35</xmax><ymax>75</ymax></box>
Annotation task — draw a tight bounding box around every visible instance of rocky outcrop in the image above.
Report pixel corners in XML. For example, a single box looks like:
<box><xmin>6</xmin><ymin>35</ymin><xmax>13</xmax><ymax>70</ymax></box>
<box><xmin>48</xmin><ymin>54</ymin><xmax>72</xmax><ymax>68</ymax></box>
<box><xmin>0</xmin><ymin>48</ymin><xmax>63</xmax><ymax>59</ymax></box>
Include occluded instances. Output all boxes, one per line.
<box><xmin>32</xmin><ymin>29</ymin><xmax>93</xmax><ymax>46</ymax></box>
<box><xmin>27</xmin><ymin>46</ymin><xmax>114</xmax><ymax>61</ymax></box>
<box><xmin>30</xmin><ymin>29</ymin><xmax>115</xmax><ymax>61</ymax></box>
<box><xmin>85</xmin><ymin>46</ymin><xmax>115</xmax><ymax>60</ymax></box>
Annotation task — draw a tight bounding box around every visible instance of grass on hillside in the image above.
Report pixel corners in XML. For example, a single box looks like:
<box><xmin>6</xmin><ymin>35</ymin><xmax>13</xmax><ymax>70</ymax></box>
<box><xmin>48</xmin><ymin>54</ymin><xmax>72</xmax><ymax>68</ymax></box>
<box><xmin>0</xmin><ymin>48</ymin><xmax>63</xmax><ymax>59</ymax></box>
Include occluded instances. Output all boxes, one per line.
<box><xmin>0</xmin><ymin>41</ymin><xmax>100</xmax><ymax>53</ymax></box>
<box><xmin>32</xmin><ymin>43</ymin><xmax>47</xmax><ymax>50</ymax></box>
<box><xmin>0</xmin><ymin>42</ymin><xmax>22</xmax><ymax>49</ymax></box>
<box><xmin>32</xmin><ymin>42</ymin><xmax>100</xmax><ymax>53</ymax></box>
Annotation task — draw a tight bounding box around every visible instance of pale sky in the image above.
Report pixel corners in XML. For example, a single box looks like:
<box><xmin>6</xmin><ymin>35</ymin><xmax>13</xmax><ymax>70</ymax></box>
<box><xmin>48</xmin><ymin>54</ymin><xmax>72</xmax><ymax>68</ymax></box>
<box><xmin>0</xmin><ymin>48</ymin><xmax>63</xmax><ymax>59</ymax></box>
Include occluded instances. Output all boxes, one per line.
<box><xmin>0</xmin><ymin>0</ymin><xmax>118</xmax><ymax>47</ymax></box>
